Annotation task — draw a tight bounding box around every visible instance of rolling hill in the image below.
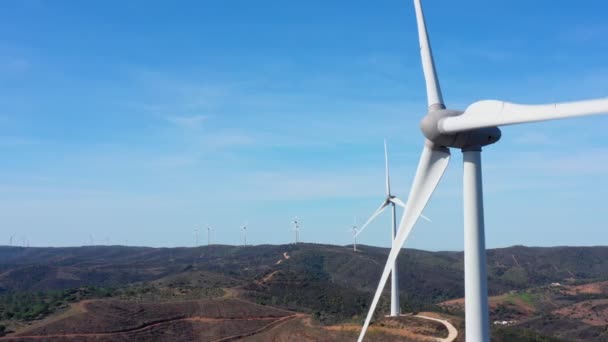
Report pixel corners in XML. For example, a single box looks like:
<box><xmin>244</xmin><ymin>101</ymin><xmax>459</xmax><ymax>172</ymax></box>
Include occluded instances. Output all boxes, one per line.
<box><xmin>1</xmin><ymin>244</ymin><xmax>608</xmax><ymax>340</ymax></box>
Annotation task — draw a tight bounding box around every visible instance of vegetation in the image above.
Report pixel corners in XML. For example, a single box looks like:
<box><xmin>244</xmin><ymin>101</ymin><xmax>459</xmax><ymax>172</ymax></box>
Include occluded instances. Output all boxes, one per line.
<box><xmin>2</xmin><ymin>244</ymin><xmax>608</xmax><ymax>340</ymax></box>
<box><xmin>493</xmin><ymin>327</ymin><xmax>564</xmax><ymax>341</ymax></box>
<box><xmin>0</xmin><ymin>286</ymin><xmax>114</xmax><ymax>321</ymax></box>
<box><xmin>115</xmin><ymin>284</ymin><xmax>224</xmax><ymax>303</ymax></box>
<box><xmin>506</xmin><ymin>291</ymin><xmax>538</xmax><ymax>306</ymax></box>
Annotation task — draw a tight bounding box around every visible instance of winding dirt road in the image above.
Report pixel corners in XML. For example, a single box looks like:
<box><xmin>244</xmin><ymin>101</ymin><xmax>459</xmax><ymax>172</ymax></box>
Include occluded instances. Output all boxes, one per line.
<box><xmin>415</xmin><ymin>314</ymin><xmax>458</xmax><ymax>342</ymax></box>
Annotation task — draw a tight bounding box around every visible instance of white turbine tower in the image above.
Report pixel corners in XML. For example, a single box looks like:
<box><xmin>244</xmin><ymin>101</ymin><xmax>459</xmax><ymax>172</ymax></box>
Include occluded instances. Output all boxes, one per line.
<box><xmin>292</xmin><ymin>217</ymin><xmax>300</xmax><ymax>244</ymax></box>
<box><xmin>194</xmin><ymin>228</ymin><xmax>200</xmax><ymax>247</ymax></box>
<box><xmin>9</xmin><ymin>234</ymin><xmax>15</xmax><ymax>247</ymax></box>
<box><xmin>241</xmin><ymin>224</ymin><xmax>248</xmax><ymax>246</ymax></box>
<box><xmin>206</xmin><ymin>226</ymin><xmax>213</xmax><ymax>246</ymax></box>
<box><xmin>349</xmin><ymin>221</ymin><xmax>358</xmax><ymax>252</ymax></box>
<box><xmin>355</xmin><ymin>140</ymin><xmax>430</xmax><ymax>317</ymax></box>
<box><xmin>358</xmin><ymin>1</ymin><xmax>608</xmax><ymax>341</ymax></box>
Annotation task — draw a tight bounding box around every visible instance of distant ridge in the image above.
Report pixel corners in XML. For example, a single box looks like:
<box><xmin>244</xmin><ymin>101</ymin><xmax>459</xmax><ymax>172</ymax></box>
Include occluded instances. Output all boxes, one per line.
<box><xmin>2</xmin><ymin>243</ymin><xmax>608</xmax><ymax>295</ymax></box>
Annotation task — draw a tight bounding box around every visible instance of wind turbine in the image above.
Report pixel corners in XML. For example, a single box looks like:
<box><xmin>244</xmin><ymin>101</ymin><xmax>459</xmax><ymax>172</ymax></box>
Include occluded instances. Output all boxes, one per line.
<box><xmin>358</xmin><ymin>1</ymin><xmax>608</xmax><ymax>341</ymax></box>
<box><xmin>206</xmin><ymin>226</ymin><xmax>213</xmax><ymax>246</ymax></box>
<box><xmin>241</xmin><ymin>223</ymin><xmax>248</xmax><ymax>246</ymax></box>
<box><xmin>349</xmin><ymin>221</ymin><xmax>358</xmax><ymax>252</ymax></box>
<box><xmin>194</xmin><ymin>228</ymin><xmax>200</xmax><ymax>247</ymax></box>
<box><xmin>355</xmin><ymin>139</ymin><xmax>430</xmax><ymax>317</ymax></box>
<box><xmin>9</xmin><ymin>234</ymin><xmax>15</xmax><ymax>247</ymax></box>
<box><xmin>292</xmin><ymin>217</ymin><xmax>300</xmax><ymax>244</ymax></box>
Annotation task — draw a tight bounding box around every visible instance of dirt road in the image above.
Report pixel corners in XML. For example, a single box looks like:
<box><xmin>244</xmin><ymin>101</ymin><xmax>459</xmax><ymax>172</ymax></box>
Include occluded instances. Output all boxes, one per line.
<box><xmin>415</xmin><ymin>314</ymin><xmax>458</xmax><ymax>342</ymax></box>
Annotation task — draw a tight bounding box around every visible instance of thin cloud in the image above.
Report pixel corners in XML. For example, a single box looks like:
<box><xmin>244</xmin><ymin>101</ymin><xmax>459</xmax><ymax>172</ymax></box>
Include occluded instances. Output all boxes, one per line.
<box><xmin>0</xmin><ymin>136</ymin><xmax>36</xmax><ymax>147</ymax></box>
<box><xmin>560</xmin><ymin>25</ymin><xmax>608</xmax><ymax>44</ymax></box>
<box><xmin>0</xmin><ymin>57</ymin><xmax>29</xmax><ymax>74</ymax></box>
<box><xmin>166</xmin><ymin>115</ymin><xmax>207</xmax><ymax>130</ymax></box>
<box><xmin>203</xmin><ymin>131</ymin><xmax>255</xmax><ymax>148</ymax></box>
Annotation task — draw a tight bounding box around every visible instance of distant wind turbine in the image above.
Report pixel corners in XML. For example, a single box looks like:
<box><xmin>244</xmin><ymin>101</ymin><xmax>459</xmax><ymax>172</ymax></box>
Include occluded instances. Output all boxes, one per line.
<box><xmin>206</xmin><ymin>226</ymin><xmax>213</xmax><ymax>246</ymax></box>
<box><xmin>194</xmin><ymin>228</ymin><xmax>200</xmax><ymax>247</ymax></box>
<box><xmin>9</xmin><ymin>234</ymin><xmax>15</xmax><ymax>247</ymax></box>
<box><xmin>349</xmin><ymin>220</ymin><xmax>358</xmax><ymax>252</ymax></box>
<box><xmin>355</xmin><ymin>140</ymin><xmax>430</xmax><ymax>317</ymax></box>
<box><xmin>292</xmin><ymin>217</ymin><xmax>300</xmax><ymax>244</ymax></box>
<box><xmin>241</xmin><ymin>223</ymin><xmax>248</xmax><ymax>246</ymax></box>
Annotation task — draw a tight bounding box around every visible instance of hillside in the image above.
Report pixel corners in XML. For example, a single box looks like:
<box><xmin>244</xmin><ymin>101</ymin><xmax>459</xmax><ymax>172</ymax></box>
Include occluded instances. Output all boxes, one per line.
<box><xmin>1</xmin><ymin>244</ymin><xmax>608</xmax><ymax>340</ymax></box>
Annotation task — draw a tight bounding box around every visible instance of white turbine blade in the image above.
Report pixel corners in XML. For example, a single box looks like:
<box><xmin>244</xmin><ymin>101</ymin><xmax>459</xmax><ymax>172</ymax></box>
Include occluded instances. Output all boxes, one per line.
<box><xmin>390</xmin><ymin>197</ymin><xmax>406</xmax><ymax>208</ymax></box>
<box><xmin>391</xmin><ymin>195</ymin><xmax>433</xmax><ymax>222</ymax></box>
<box><xmin>354</xmin><ymin>201</ymin><xmax>390</xmax><ymax>238</ymax></box>
<box><xmin>358</xmin><ymin>143</ymin><xmax>450</xmax><ymax>342</ymax></box>
<box><xmin>414</xmin><ymin>0</ymin><xmax>444</xmax><ymax>108</ymax></box>
<box><xmin>439</xmin><ymin>98</ymin><xmax>608</xmax><ymax>134</ymax></box>
<box><xmin>384</xmin><ymin>139</ymin><xmax>391</xmax><ymax>196</ymax></box>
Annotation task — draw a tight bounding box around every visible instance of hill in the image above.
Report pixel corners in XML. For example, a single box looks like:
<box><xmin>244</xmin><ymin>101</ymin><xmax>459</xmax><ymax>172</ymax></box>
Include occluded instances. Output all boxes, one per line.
<box><xmin>1</xmin><ymin>244</ymin><xmax>608</xmax><ymax>340</ymax></box>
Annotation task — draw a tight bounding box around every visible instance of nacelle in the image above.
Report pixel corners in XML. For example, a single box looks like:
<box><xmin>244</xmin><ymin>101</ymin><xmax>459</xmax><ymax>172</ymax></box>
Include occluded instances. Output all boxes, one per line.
<box><xmin>420</xmin><ymin>109</ymin><xmax>501</xmax><ymax>149</ymax></box>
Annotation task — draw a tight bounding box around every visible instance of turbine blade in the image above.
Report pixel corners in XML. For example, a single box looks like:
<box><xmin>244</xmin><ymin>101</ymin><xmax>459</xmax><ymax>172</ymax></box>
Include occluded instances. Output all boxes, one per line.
<box><xmin>391</xmin><ymin>197</ymin><xmax>432</xmax><ymax>222</ymax></box>
<box><xmin>384</xmin><ymin>139</ymin><xmax>391</xmax><ymax>196</ymax></box>
<box><xmin>420</xmin><ymin>214</ymin><xmax>432</xmax><ymax>223</ymax></box>
<box><xmin>390</xmin><ymin>197</ymin><xmax>406</xmax><ymax>208</ymax></box>
<box><xmin>439</xmin><ymin>98</ymin><xmax>608</xmax><ymax>134</ymax></box>
<box><xmin>355</xmin><ymin>201</ymin><xmax>390</xmax><ymax>238</ymax></box>
<box><xmin>358</xmin><ymin>143</ymin><xmax>450</xmax><ymax>342</ymax></box>
<box><xmin>414</xmin><ymin>0</ymin><xmax>444</xmax><ymax>109</ymax></box>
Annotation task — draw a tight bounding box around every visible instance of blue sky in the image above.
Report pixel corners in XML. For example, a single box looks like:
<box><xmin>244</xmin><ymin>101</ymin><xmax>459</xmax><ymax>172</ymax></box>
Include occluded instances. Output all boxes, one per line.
<box><xmin>0</xmin><ymin>0</ymin><xmax>607</xmax><ymax>250</ymax></box>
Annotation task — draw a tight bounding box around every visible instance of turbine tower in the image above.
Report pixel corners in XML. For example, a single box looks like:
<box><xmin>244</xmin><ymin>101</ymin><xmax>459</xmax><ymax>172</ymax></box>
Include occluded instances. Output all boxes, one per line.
<box><xmin>349</xmin><ymin>221</ymin><xmax>358</xmax><ymax>252</ymax></box>
<box><xmin>358</xmin><ymin>1</ymin><xmax>608</xmax><ymax>341</ymax></box>
<box><xmin>241</xmin><ymin>224</ymin><xmax>247</xmax><ymax>246</ymax></box>
<box><xmin>9</xmin><ymin>234</ymin><xmax>15</xmax><ymax>247</ymax></box>
<box><xmin>194</xmin><ymin>228</ymin><xmax>200</xmax><ymax>247</ymax></box>
<box><xmin>355</xmin><ymin>140</ymin><xmax>430</xmax><ymax>317</ymax></box>
<box><xmin>206</xmin><ymin>226</ymin><xmax>213</xmax><ymax>246</ymax></box>
<box><xmin>292</xmin><ymin>217</ymin><xmax>300</xmax><ymax>244</ymax></box>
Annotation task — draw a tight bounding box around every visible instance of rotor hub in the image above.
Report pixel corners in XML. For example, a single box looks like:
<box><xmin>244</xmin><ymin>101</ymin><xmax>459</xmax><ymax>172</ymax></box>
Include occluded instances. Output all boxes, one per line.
<box><xmin>420</xmin><ymin>108</ymin><xmax>501</xmax><ymax>150</ymax></box>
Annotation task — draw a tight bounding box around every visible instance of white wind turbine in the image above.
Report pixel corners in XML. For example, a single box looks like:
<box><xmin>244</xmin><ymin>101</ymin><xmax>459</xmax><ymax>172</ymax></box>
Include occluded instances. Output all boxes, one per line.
<box><xmin>358</xmin><ymin>1</ymin><xmax>608</xmax><ymax>341</ymax></box>
<box><xmin>206</xmin><ymin>226</ymin><xmax>213</xmax><ymax>246</ymax></box>
<box><xmin>355</xmin><ymin>139</ymin><xmax>430</xmax><ymax>317</ymax></box>
<box><xmin>292</xmin><ymin>217</ymin><xmax>300</xmax><ymax>244</ymax></box>
<box><xmin>241</xmin><ymin>223</ymin><xmax>248</xmax><ymax>246</ymax></box>
<box><xmin>347</xmin><ymin>218</ymin><xmax>359</xmax><ymax>252</ymax></box>
<box><xmin>194</xmin><ymin>228</ymin><xmax>200</xmax><ymax>247</ymax></box>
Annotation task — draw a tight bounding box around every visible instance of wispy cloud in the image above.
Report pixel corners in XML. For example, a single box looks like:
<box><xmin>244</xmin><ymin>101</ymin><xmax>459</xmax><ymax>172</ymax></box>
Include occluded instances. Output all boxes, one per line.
<box><xmin>0</xmin><ymin>136</ymin><xmax>36</xmax><ymax>147</ymax></box>
<box><xmin>0</xmin><ymin>57</ymin><xmax>29</xmax><ymax>75</ymax></box>
<box><xmin>511</xmin><ymin>132</ymin><xmax>554</xmax><ymax>146</ymax></box>
<box><xmin>165</xmin><ymin>114</ymin><xmax>207</xmax><ymax>130</ymax></box>
<box><xmin>202</xmin><ymin>131</ymin><xmax>255</xmax><ymax>148</ymax></box>
<box><xmin>560</xmin><ymin>25</ymin><xmax>608</xmax><ymax>44</ymax></box>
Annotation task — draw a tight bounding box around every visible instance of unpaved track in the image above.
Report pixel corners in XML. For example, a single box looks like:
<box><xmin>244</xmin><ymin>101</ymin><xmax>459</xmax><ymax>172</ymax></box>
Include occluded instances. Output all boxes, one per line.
<box><xmin>415</xmin><ymin>315</ymin><xmax>458</xmax><ymax>342</ymax></box>
<box><xmin>0</xmin><ymin>315</ymin><xmax>298</xmax><ymax>341</ymax></box>
<box><xmin>212</xmin><ymin>314</ymin><xmax>303</xmax><ymax>342</ymax></box>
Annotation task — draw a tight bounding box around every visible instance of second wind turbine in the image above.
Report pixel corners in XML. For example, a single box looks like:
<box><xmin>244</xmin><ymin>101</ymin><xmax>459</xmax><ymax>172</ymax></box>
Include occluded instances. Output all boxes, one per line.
<box><xmin>292</xmin><ymin>217</ymin><xmax>300</xmax><ymax>244</ymax></box>
<box><xmin>356</xmin><ymin>140</ymin><xmax>430</xmax><ymax>317</ymax></box>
